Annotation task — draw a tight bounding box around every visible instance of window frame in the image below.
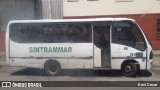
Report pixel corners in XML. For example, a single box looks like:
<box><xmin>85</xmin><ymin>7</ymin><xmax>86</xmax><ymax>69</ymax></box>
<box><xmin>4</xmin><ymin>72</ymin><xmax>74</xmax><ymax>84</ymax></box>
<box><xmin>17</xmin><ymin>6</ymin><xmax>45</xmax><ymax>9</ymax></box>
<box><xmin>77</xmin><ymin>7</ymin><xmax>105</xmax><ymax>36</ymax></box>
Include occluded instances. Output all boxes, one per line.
<box><xmin>9</xmin><ymin>22</ymin><xmax>92</xmax><ymax>44</ymax></box>
<box><xmin>157</xmin><ymin>19</ymin><xmax>160</xmax><ymax>37</ymax></box>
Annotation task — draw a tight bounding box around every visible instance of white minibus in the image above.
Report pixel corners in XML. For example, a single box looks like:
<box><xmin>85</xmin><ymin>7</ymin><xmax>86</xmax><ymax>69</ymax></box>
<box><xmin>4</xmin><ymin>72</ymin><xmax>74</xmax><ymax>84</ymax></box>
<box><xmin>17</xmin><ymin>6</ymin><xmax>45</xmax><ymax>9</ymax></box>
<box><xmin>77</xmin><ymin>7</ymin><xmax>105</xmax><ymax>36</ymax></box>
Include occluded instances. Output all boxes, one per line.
<box><xmin>6</xmin><ymin>18</ymin><xmax>153</xmax><ymax>77</ymax></box>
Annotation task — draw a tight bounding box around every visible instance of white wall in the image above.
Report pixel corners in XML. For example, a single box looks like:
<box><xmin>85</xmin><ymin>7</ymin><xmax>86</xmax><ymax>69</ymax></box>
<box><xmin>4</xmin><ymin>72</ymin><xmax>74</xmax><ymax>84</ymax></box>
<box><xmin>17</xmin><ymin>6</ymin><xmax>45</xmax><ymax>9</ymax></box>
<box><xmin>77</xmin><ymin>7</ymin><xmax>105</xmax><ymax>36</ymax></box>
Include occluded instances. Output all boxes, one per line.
<box><xmin>63</xmin><ymin>0</ymin><xmax>160</xmax><ymax>17</ymax></box>
<box><xmin>41</xmin><ymin>0</ymin><xmax>63</xmax><ymax>19</ymax></box>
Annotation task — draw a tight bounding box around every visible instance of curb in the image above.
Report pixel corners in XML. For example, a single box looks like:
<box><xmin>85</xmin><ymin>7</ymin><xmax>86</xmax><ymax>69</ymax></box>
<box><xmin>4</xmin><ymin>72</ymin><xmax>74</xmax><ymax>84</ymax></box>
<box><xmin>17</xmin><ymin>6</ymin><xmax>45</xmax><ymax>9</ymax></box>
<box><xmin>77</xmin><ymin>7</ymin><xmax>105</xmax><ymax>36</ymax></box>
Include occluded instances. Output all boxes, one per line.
<box><xmin>0</xmin><ymin>61</ymin><xmax>9</xmax><ymax>67</ymax></box>
<box><xmin>153</xmin><ymin>60</ymin><xmax>160</xmax><ymax>68</ymax></box>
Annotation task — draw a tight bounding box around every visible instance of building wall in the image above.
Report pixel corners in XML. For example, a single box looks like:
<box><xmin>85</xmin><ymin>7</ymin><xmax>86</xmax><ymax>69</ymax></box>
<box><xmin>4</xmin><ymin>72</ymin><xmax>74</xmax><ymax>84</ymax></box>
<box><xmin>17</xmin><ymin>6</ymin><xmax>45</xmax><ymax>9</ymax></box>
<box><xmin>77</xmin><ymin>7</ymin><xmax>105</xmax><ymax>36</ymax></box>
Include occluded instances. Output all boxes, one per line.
<box><xmin>1</xmin><ymin>0</ymin><xmax>160</xmax><ymax>51</ymax></box>
<box><xmin>0</xmin><ymin>0</ymin><xmax>35</xmax><ymax>31</ymax></box>
<box><xmin>34</xmin><ymin>0</ymin><xmax>43</xmax><ymax>19</ymax></box>
<box><xmin>51</xmin><ymin>0</ymin><xmax>63</xmax><ymax>19</ymax></box>
<box><xmin>63</xmin><ymin>0</ymin><xmax>160</xmax><ymax>50</ymax></box>
<box><xmin>64</xmin><ymin>0</ymin><xmax>160</xmax><ymax>16</ymax></box>
<box><xmin>0</xmin><ymin>32</ymin><xmax>5</xmax><ymax>51</ymax></box>
<box><xmin>64</xmin><ymin>14</ymin><xmax>160</xmax><ymax>50</ymax></box>
<box><xmin>41</xmin><ymin>0</ymin><xmax>63</xmax><ymax>19</ymax></box>
<box><xmin>0</xmin><ymin>0</ymin><xmax>35</xmax><ymax>51</ymax></box>
<box><xmin>0</xmin><ymin>0</ymin><xmax>64</xmax><ymax>51</ymax></box>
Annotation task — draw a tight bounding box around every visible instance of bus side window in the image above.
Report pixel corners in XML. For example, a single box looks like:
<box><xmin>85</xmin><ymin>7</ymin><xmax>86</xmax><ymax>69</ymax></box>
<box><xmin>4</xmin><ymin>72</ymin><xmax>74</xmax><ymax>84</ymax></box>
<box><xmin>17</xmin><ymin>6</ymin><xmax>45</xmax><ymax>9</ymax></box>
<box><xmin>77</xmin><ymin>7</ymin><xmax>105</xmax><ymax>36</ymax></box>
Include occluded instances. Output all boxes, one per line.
<box><xmin>113</xmin><ymin>27</ymin><xmax>135</xmax><ymax>47</ymax></box>
<box><xmin>79</xmin><ymin>25</ymin><xmax>89</xmax><ymax>42</ymax></box>
<box><xmin>10</xmin><ymin>23</ymin><xmax>92</xmax><ymax>43</ymax></box>
<box><xmin>112</xmin><ymin>21</ymin><xmax>146</xmax><ymax>51</ymax></box>
<box><xmin>94</xmin><ymin>29</ymin><xmax>102</xmax><ymax>48</ymax></box>
<box><xmin>66</xmin><ymin>23</ymin><xmax>92</xmax><ymax>43</ymax></box>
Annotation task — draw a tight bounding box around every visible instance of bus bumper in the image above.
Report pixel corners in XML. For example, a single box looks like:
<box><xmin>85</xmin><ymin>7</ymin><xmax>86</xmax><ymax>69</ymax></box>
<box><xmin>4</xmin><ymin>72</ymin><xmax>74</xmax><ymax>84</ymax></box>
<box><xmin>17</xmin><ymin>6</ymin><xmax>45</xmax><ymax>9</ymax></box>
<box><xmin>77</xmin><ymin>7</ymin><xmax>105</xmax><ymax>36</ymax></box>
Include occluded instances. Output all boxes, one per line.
<box><xmin>147</xmin><ymin>59</ymin><xmax>153</xmax><ymax>70</ymax></box>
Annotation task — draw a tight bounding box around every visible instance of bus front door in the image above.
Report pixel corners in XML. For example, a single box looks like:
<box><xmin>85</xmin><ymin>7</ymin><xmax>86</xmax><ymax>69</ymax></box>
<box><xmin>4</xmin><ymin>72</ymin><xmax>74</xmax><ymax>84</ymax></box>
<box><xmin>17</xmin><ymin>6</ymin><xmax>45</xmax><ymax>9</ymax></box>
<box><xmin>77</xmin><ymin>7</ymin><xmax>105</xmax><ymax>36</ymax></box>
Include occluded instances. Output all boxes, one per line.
<box><xmin>93</xmin><ymin>26</ymin><xmax>111</xmax><ymax>68</ymax></box>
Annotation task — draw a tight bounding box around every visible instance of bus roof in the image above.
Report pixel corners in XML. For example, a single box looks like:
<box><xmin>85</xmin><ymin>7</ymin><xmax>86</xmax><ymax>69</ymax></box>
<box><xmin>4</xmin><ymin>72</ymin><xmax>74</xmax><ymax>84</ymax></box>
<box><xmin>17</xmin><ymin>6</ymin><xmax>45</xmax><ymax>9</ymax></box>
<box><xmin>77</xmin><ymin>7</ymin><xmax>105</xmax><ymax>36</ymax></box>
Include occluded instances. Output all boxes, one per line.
<box><xmin>8</xmin><ymin>18</ymin><xmax>135</xmax><ymax>24</ymax></box>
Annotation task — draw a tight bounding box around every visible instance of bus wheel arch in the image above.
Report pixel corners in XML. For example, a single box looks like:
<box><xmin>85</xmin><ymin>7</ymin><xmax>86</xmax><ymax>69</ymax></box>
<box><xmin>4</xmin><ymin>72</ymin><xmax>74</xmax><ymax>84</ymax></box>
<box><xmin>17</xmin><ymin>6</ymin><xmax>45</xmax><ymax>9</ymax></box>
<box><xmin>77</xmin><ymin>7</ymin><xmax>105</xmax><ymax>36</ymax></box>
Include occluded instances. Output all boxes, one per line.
<box><xmin>44</xmin><ymin>59</ymin><xmax>61</xmax><ymax>76</ymax></box>
<box><xmin>121</xmin><ymin>60</ymin><xmax>140</xmax><ymax>77</ymax></box>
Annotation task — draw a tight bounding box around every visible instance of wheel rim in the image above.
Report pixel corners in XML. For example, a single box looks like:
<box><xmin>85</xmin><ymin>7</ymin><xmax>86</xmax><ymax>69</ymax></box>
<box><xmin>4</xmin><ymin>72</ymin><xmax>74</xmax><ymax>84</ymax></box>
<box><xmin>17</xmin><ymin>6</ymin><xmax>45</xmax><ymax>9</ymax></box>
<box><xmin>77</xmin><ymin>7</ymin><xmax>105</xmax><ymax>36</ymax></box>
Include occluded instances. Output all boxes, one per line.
<box><xmin>48</xmin><ymin>65</ymin><xmax>57</xmax><ymax>73</ymax></box>
<box><xmin>124</xmin><ymin>65</ymin><xmax>132</xmax><ymax>73</ymax></box>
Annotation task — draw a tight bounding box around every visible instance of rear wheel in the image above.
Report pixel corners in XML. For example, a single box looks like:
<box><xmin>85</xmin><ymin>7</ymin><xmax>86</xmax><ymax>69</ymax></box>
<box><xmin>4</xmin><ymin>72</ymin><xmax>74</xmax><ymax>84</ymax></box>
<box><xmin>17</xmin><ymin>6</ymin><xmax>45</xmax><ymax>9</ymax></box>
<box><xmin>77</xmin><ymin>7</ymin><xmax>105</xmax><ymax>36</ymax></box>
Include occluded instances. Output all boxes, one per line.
<box><xmin>122</xmin><ymin>62</ymin><xmax>137</xmax><ymax>77</ymax></box>
<box><xmin>44</xmin><ymin>60</ymin><xmax>61</xmax><ymax>76</ymax></box>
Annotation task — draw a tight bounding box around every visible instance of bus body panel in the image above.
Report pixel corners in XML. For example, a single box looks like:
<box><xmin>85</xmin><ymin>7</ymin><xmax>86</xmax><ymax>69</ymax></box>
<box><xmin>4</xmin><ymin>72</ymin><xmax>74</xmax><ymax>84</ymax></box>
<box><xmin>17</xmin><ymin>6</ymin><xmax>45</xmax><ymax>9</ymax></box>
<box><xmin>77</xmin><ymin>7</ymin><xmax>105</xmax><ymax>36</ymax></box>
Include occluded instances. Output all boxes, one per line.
<box><xmin>68</xmin><ymin>59</ymin><xmax>93</xmax><ymax>69</ymax></box>
<box><xmin>93</xmin><ymin>45</ymin><xmax>102</xmax><ymax>67</ymax></box>
<box><xmin>146</xmin><ymin>45</ymin><xmax>153</xmax><ymax>69</ymax></box>
<box><xmin>111</xmin><ymin>43</ymin><xmax>147</xmax><ymax>70</ymax></box>
<box><xmin>6</xmin><ymin>18</ymin><xmax>153</xmax><ymax>72</ymax></box>
<box><xmin>9</xmin><ymin>58</ymin><xmax>43</xmax><ymax>68</ymax></box>
<box><xmin>9</xmin><ymin>40</ymin><xmax>93</xmax><ymax>69</ymax></box>
<box><xmin>10</xmin><ymin>41</ymin><xmax>42</xmax><ymax>58</ymax></box>
<box><xmin>10</xmin><ymin>42</ymin><xmax>93</xmax><ymax>58</ymax></box>
<box><xmin>9</xmin><ymin>58</ymin><xmax>93</xmax><ymax>69</ymax></box>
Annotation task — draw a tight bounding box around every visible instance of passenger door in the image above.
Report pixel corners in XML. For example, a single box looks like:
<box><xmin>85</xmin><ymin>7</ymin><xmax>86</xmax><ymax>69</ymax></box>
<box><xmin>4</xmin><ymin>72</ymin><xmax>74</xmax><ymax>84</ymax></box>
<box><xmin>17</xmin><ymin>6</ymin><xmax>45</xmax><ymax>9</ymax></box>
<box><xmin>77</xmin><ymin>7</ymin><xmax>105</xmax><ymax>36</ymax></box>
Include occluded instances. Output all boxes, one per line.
<box><xmin>93</xmin><ymin>26</ymin><xmax>111</xmax><ymax>68</ymax></box>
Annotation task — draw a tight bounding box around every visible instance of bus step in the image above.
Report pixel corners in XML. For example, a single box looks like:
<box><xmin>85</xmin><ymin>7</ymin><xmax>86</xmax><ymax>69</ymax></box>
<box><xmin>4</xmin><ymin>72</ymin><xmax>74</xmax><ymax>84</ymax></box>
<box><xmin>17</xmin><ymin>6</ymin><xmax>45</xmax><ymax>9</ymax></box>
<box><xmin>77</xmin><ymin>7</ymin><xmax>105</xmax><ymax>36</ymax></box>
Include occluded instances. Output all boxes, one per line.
<box><xmin>93</xmin><ymin>67</ymin><xmax>111</xmax><ymax>70</ymax></box>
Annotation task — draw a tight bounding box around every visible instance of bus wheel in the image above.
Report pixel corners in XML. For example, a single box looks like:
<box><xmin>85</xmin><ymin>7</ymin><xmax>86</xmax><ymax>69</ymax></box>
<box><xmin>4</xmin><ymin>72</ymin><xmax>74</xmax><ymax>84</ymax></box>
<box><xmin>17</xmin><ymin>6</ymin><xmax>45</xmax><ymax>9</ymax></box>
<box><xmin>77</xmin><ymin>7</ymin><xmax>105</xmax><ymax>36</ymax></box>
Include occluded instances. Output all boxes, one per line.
<box><xmin>44</xmin><ymin>60</ymin><xmax>61</xmax><ymax>76</ymax></box>
<box><xmin>122</xmin><ymin>62</ymin><xmax>137</xmax><ymax>77</ymax></box>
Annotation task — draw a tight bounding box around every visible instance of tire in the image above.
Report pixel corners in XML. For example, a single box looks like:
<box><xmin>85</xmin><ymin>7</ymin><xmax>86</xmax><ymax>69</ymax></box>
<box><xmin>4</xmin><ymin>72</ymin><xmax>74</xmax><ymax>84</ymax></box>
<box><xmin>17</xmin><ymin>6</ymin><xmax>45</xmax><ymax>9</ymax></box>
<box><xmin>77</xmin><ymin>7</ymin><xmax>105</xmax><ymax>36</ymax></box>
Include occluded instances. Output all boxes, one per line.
<box><xmin>122</xmin><ymin>62</ymin><xmax>137</xmax><ymax>77</ymax></box>
<box><xmin>44</xmin><ymin>60</ymin><xmax>61</xmax><ymax>76</ymax></box>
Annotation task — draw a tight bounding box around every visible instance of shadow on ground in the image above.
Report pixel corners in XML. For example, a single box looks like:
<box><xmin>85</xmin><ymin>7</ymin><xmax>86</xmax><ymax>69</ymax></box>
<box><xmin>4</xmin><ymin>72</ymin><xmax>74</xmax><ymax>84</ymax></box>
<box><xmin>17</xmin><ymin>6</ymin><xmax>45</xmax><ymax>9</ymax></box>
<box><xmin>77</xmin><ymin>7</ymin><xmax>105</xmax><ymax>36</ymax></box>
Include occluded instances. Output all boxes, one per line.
<box><xmin>11</xmin><ymin>68</ymin><xmax>152</xmax><ymax>77</ymax></box>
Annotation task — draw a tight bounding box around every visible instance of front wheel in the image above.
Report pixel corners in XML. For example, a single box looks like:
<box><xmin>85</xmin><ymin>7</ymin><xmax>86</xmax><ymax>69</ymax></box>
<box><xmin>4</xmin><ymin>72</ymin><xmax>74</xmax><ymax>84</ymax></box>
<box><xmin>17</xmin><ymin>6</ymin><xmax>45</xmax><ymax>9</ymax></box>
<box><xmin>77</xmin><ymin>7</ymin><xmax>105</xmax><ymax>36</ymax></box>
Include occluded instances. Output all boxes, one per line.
<box><xmin>122</xmin><ymin>62</ymin><xmax>137</xmax><ymax>77</ymax></box>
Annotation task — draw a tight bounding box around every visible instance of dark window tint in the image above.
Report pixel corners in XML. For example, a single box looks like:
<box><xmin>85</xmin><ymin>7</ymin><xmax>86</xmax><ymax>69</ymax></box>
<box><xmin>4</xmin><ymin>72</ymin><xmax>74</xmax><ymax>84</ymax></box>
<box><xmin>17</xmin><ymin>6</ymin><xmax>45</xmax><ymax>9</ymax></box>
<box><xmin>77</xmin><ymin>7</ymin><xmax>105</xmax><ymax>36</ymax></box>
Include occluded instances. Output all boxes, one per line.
<box><xmin>10</xmin><ymin>23</ymin><xmax>92</xmax><ymax>43</ymax></box>
<box><xmin>157</xmin><ymin>19</ymin><xmax>160</xmax><ymax>37</ymax></box>
<box><xmin>94</xmin><ymin>26</ymin><xmax>110</xmax><ymax>49</ymax></box>
<box><xmin>112</xmin><ymin>21</ymin><xmax>146</xmax><ymax>51</ymax></box>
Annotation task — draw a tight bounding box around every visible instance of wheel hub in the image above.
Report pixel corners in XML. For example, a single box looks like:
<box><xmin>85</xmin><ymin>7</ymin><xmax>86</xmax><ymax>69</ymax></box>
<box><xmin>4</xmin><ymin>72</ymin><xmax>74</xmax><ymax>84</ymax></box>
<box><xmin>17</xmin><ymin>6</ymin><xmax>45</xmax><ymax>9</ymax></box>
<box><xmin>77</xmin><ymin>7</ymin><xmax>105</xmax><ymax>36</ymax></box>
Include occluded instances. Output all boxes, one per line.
<box><xmin>125</xmin><ymin>65</ymin><xmax>132</xmax><ymax>73</ymax></box>
<box><xmin>48</xmin><ymin>66</ymin><xmax>57</xmax><ymax>72</ymax></box>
